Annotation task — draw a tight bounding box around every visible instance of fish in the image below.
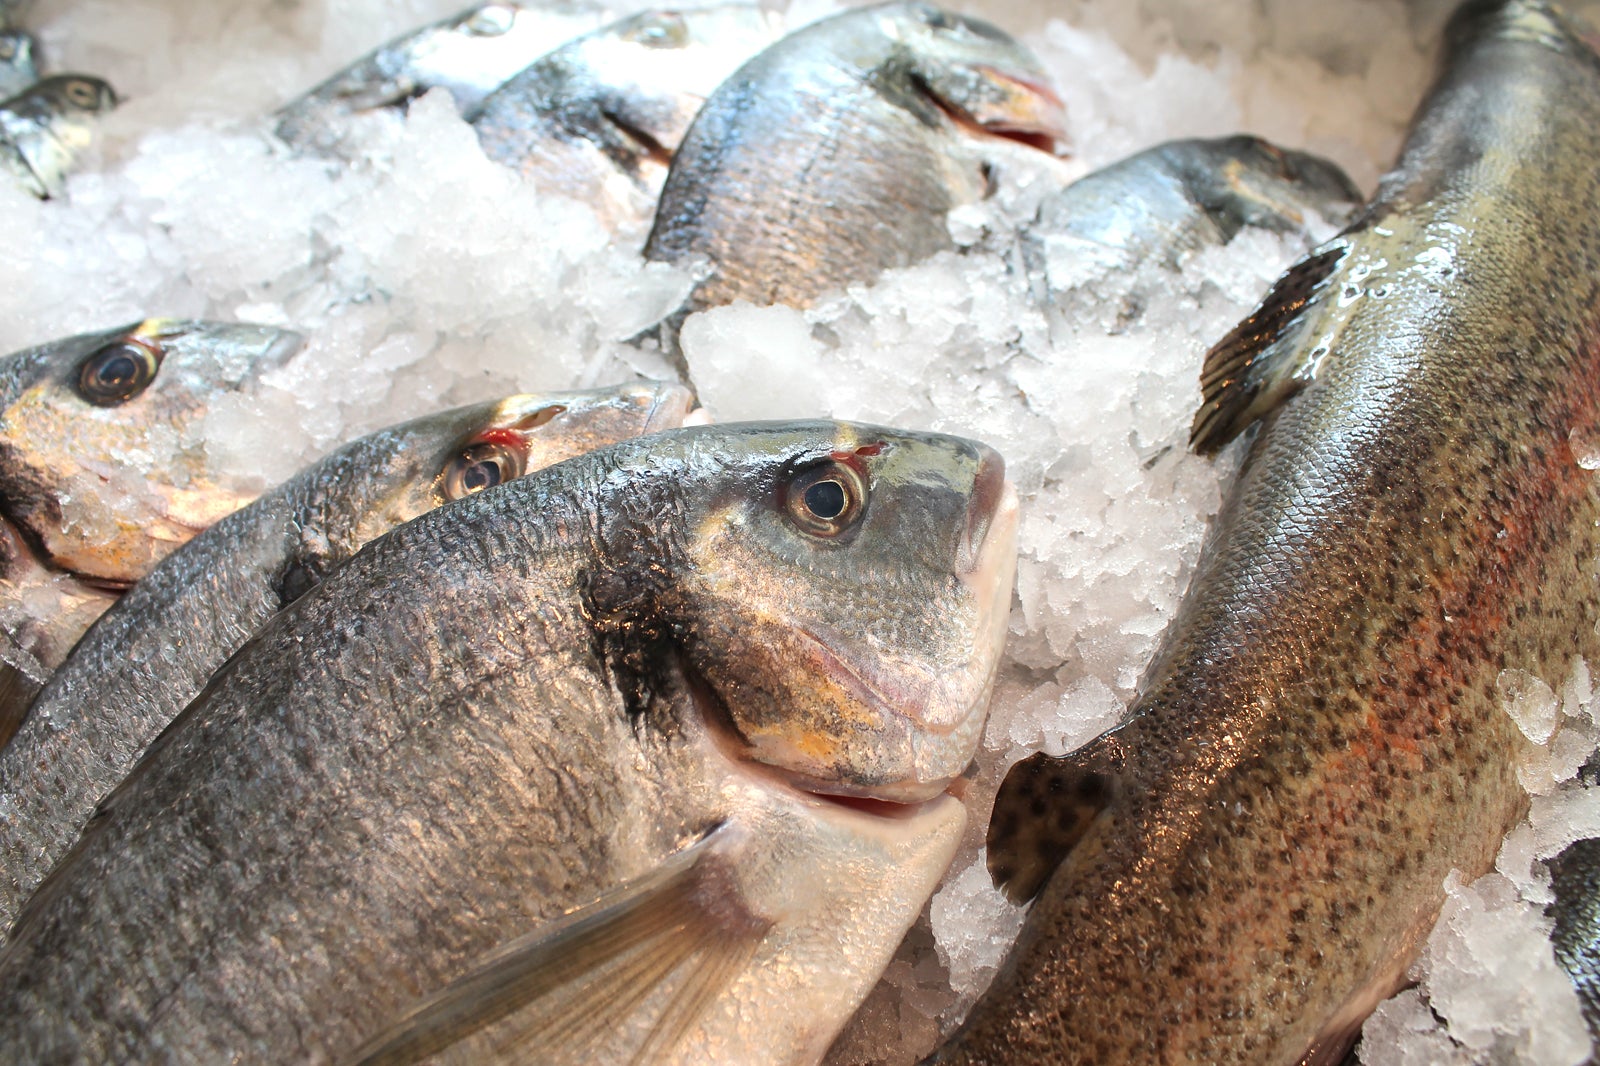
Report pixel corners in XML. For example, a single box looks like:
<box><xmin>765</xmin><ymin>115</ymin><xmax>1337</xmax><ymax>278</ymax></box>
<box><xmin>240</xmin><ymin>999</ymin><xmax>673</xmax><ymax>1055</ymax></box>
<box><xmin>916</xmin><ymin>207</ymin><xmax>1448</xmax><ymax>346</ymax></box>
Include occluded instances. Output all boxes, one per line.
<box><xmin>1550</xmin><ymin>833</ymin><xmax>1600</xmax><ymax>1046</ymax></box>
<box><xmin>0</xmin><ymin>419</ymin><xmax>1019</xmax><ymax>1065</ymax></box>
<box><xmin>642</xmin><ymin>1</ymin><xmax>1069</xmax><ymax>314</ymax></box>
<box><xmin>274</xmin><ymin>0</ymin><xmax>609</xmax><ymax>155</ymax></box>
<box><xmin>0</xmin><ymin>29</ymin><xmax>37</xmax><ymax>101</ymax></box>
<box><xmin>0</xmin><ymin>73</ymin><xmax>116</xmax><ymax>199</ymax></box>
<box><xmin>0</xmin><ymin>382</ymin><xmax>694</xmax><ymax>936</ymax></box>
<box><xmin>0</xmin><ymin>319</ymin><xmax>303</xmax><ymax>746</ymax></box>
<box><xmin>936</xmin><ymin>1</ymin><xmax>1600</xmax><ymax>1063</ymax></box>
<box><xmin>469</xmin><ymin>5</ymin><xmax>783</xmax><ymax>233</ymax></box>
<box><xmin>0</xmin><ymin>0</ymin><xmax>29</xmax><ymax>33</ymax></box>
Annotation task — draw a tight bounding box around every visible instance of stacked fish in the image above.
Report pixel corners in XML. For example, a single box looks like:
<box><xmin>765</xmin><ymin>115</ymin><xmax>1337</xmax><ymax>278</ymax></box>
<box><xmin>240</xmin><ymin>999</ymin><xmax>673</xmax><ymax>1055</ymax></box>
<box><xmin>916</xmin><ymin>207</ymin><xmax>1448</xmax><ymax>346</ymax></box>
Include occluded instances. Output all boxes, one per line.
<box><xmin>2</xmin><ymin>0</ymin><xmax>1600</xmax><ymax>1063</ymax></box>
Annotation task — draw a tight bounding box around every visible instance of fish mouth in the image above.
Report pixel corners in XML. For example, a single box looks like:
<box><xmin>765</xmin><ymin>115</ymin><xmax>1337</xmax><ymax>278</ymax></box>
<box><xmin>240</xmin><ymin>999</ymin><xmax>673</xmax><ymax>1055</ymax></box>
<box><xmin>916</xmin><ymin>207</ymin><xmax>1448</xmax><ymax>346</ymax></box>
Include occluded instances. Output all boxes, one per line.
<box><xmin>640</xmin><ymin>383</ymin><xmax>698</xmax><ymax>433</ymax></box>
<box><xmin>921</xmin><ymin>66</ymin><xmax>1070</xmax><ymax>157</ymax></box>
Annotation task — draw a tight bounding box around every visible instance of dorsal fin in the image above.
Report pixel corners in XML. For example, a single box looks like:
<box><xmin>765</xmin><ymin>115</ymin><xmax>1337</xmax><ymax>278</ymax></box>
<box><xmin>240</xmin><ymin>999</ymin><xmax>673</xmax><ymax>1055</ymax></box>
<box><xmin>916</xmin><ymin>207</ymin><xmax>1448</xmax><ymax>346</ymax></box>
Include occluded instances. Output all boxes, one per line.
<box><xmin>986</xmin><ymin>735</ymin><xmax>1125</xmax><ymax>905</ymax></box>
<box><xmin>1189</xmin><ymin>243</ymin><xmax>1348</xmax><ymax>455</ymax></box>
<box><xmin>344</xmin><ymin>823</ymin><xmax>771</xmax><ymax>1066</ymax></box>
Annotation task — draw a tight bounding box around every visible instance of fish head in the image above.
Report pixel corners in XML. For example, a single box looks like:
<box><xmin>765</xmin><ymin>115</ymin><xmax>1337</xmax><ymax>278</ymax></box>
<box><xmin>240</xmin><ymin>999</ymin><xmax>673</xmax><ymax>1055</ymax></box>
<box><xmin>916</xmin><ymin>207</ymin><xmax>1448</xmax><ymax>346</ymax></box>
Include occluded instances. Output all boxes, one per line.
<box><xmin>1197</xmin><ymin>135</ymin><xmax>1363</xmax><ymax>235</ymax></box>
<box><xmin>653</xmin><ymin>421</ymin><xmax>1019</xmax><ymax>804</ymax></box>
<box><xmin>0</xmin><ymin>30</ymin><xmax>37</xmax><ymax>91</ymax></box>
<box><xmin>880</xmin><ymin>2</ymin><xmax>1068</xmax><ymax>157</ymax></box>
<box><xmin>0</xmin><ymin>319</ymin><xmax>303</xmax><ymax>584</ymax></box>
<box><xmin>23</xmin><ymin>74</ymin><xmax>117</xmax><ymax>122</ymax></box>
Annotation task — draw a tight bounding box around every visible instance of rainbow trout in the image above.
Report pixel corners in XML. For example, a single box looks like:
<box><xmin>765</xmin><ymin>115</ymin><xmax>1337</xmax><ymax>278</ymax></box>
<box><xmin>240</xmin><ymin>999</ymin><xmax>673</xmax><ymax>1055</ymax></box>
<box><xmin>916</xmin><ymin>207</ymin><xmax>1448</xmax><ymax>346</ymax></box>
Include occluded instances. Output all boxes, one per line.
<box><xmin>940</xmin><ymin>1</ymin><xmax>1600</xmax><ymax>1062</ymax></box>
<box><xmin>0</xmin><ymin>382</ymin><xmax>692</xmax><ymax>937</ymax></box>
<box><xmin>0</xmin><ymin>320</ymin><xmax>302</xmax><ymax>745</ymax></box>
<box><xmin>0</xmin><ymin>420</ymin><xmax>1018</xmax><ymax>1064</ymax></box>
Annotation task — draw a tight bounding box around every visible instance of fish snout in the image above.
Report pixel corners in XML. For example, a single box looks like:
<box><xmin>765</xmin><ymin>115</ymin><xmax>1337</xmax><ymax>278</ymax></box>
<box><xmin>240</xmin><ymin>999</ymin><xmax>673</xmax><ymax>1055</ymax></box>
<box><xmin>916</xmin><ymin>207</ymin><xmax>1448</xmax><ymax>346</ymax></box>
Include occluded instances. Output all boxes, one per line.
<box><xmin>965</xmin><ymin>65</ymin><xmax>1070</xmax><ymax>157</ymax></box>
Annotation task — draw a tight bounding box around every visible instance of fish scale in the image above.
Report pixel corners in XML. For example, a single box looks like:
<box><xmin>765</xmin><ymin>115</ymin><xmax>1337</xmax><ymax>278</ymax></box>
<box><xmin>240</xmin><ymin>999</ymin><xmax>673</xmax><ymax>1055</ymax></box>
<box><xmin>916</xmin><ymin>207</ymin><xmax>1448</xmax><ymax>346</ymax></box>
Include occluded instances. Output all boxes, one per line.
<box><xmin>937</xmin><ymin>0</ymin><xmax>1600</xmax><ymax>1062</ymax></box>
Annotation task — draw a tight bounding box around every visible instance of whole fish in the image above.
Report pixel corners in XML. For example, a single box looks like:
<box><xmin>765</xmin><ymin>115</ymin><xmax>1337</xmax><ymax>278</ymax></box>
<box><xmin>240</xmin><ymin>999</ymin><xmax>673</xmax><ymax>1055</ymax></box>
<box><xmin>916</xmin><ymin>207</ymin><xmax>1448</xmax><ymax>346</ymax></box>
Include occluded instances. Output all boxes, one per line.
<box><xmin>274</xmin><ymin>0</ymin><xmax>608</xmax><ymax>155</ymax></box>
<box><xmin>0</xmin><ymin>320</ymin><xmax>303</xmax><ymax>744</ymax></box>
<box><xmin>1550</xmin><ymin>834</ymin><xmax>1600</xmax><ymax>1044</ymax></box>
<box><xmin>0</xmin><ymin>73</ymin><xmax>115</xmax><ymax>198</ymax></box>
<box><xmin>0</xmin><ymin>382</ymin><xmax>694</xmax><ymax>936</ymax></box>
<box><xmin>0</xmin><ymin>29</ymin><xmax>37</xmax><ymax>101</ymax></box>
<box><xmin>470</xmin><ymin>5</ymin><xmax>783</xmax><ymax>232</ymax></box>
<box><xmin>642</xmin><ymin>1</ymin><xmax>1068</xmax><ymax>313</ymax></box>
<box><xmin>939</xmin><ymin>1</ymin><xmax>1600</xmax><ymax>1063</ymax></box>
<box><xmin>0</xmin><ymin>420</ymin><xmax>1019</xmax><ymax>1064</ymax></box>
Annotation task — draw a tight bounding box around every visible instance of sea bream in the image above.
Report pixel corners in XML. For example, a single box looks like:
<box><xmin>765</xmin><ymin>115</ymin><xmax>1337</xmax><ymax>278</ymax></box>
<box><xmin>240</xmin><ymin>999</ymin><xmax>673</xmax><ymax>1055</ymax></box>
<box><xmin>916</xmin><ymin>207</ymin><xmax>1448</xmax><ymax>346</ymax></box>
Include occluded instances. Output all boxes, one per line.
<box><xmin>643</xmin><ymin>1</ymin><xmax>1069</xmax><ymax>314</ymax></box>
<box><xmin>0</xmin><ymin>29</ymin><xmax>37</xmax><ymax>101</ymax></box>
<box><xmin>274</xmin><ymin>0</ymin><xmax>609</xmax><ymax>155</ymax></box>
<box><xmin>937</xmin><ymin>0</ymin><xmax>1600</xmax><ymax>1062</ymax></box>
<box><xmin>0</xmin><ymin>382</ymin><xmax>694</xmax><ymax>937</ymax></box>
<box><xmin>0</xmin><ymin>420</ymin><xmax>1018</xmax><ymax>1064</ymax></box>
<box><xmin>0</xmin><ymin>320</ymin><xmax>302</xmax><ymax>745</ymax></box>
<box><xmin>0</xmin><ymin>73</ymin><xmax>115</xmax><ymax>198</ymax></box>
<box><xmin>470</xmin><ymin>5</ymin><xmax>783</xmax><ymax>234</ymax></box>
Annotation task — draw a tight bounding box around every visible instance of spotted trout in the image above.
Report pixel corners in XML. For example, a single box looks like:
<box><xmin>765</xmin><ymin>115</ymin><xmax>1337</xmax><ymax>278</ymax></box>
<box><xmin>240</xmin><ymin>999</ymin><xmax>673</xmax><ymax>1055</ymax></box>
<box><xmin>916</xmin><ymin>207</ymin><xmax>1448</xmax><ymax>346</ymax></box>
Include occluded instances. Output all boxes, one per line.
<box><xmin>938</xmin><ymin>1</ymin><xmax>1600</xmax><ymax>1062</ymax></box>
<box><xmin>0</xmin><ymin>320</ymin><xmax>302</xmax><ymax>746</ymax></box>
<box><xmin>0</xmin><ymin>420</ymin><xmax>1018</xmax><ymax>1064</ymax></box>
<box><xmin>0</xmin><ymin>382</ymin><xmax>693</xmax><ymax>938</ymax></box>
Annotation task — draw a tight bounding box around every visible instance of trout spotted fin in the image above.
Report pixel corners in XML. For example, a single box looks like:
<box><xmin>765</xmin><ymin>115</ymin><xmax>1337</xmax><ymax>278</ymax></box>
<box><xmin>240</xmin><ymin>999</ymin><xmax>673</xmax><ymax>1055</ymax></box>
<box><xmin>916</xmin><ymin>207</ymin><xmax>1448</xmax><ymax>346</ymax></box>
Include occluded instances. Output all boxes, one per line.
<box><xmin>1189</xmin><ymin>244</ymin><xmax>1348</xmax><ymax>455</ymax></box>
<box><xmin>986</xmin><ymin>736</ymin><xmax>1123</xmax><ymax>905</ymax></box>
<box><xmin>345</xmin><ymin>824</ymin><xmax>771</xmax><ymax>1066</ymax></box>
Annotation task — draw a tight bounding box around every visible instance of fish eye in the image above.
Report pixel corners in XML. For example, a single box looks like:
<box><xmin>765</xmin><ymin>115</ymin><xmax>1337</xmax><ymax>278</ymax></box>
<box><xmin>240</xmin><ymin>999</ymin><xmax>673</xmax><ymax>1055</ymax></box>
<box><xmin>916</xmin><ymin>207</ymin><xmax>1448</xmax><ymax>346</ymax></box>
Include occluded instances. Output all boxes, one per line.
<box><xmin>64</xmin><ymin>80</ymin><xmax>100</xmax><ymax>108</ymax></box>
<box><xmin>628</xmin><ymin>12</ymin><xmax>688</xmax><ymax>48</ymax></box>
<box><xmin>76</xmin><ymin>339</ymin><xmax>162</xmax><ymax>406</ymax></box>
<box><xmin>440</xmin><ymin>440</ymin><xmax>525</xmax><ymax>502</ymax></box>
<box><xmin>785</xmin><ymin>461</ymin><xmax>868</xmax><ymax>538</ymax></box>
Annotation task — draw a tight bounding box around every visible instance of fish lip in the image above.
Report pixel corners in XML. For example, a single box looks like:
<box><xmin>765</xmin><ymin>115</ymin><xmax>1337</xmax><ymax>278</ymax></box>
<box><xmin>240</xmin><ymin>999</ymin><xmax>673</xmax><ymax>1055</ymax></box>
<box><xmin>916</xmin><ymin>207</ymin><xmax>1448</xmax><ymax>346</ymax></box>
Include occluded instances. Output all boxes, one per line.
<box><xmin>641</xmin><ymin>383</ymin><xmax>697</xmax><ymax>433</ymax></box>
<box><xmin>925</xmin><ymin>65</ymin><xmax>1071</xmax><ymax>157</ymax></box>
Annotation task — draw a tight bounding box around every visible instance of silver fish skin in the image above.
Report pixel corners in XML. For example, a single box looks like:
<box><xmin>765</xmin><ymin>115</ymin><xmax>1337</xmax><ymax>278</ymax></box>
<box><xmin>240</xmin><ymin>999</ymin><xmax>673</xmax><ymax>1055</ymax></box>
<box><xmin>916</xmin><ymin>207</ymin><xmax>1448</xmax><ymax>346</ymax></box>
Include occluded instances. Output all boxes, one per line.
<box><xmin>0</xmin><ymin>74</ymin><xmax>115</xmax><ymax>199</ymax></box>
<box><xmin>274</xmin><ymin>0</ymin><xmax>608</xmax><ymax>155</ymax></box>
<box><xmin>0</xmin><ymin>420</ymin><xmax>1019</xmax><ymax>1065</ymax></box>
<box><xmin>643</xmin><ymin>1</ymin><xmax>1068</xmax><ymax>313</ymax></box>
<box><xmin>470</xmin><ymin>5</ymin><xmax>783</xmax><ymax>233</ymax></box>
<box><xmin>0</xmin><ymin>320</ymin><xmax>302</xmax><ymax>746</ymax></box>
<box><xmin>0</xmin><ymin>30</ymin><xmax>37</xmax><ymax>101</ymax></box>
<box><xmin>0</xmin><ymin>382</ymin><xmax>694</xmax><ymax>937</ymax></box>
<box><xmin>939</xmin><ymin>1</ymin><xmax>1600</xmax><ymax>1063</ymax></box>
<box><xmin>1550</xmin><ymin>826</ymin><xmax>1600</xmax><ymax>1048</ymax></box>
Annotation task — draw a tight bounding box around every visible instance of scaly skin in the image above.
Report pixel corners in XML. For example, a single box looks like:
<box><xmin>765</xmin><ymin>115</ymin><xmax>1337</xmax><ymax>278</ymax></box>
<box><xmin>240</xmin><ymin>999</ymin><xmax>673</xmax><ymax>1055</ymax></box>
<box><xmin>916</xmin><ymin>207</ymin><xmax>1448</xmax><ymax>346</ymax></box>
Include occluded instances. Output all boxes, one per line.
<box><xmin>939</xmin><ymin>1</ymin><xmax>1600</xmax><ymax>1063</ymax></box>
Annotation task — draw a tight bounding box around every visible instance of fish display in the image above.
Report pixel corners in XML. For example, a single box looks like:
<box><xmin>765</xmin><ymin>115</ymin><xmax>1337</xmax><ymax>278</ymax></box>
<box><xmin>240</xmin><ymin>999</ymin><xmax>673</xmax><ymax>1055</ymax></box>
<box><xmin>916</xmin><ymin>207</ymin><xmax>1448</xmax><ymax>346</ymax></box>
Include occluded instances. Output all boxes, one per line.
<box><xmin>0</xmin><ymin>320</ymin><xmax>303</xmax><ymax>744</ymax></box>
<box><xmin>643</xmin><ymin>1</ymin><xmax>1068</xmax><ymax>313</ymax></box>
<box><xmin>0</xmin><ymin>382</ymin><xmax>694</xmax><ymax>935</ymax></box>
<box><xmin>274</xmin><ymin>0</ymin><xmax>608</xmax><ymax>154</ymax></box>
<box><xmin>938</xmin><ymin>0</ymin><xmax>1600</xmax><ymax>1062</ymax></box>
<box><xmin>1551</xmin><ymin>834</ymin><xmax>1600</xmax><ymax>1044</ymax></box>
<box><xmin>0</xmin><ymin>73</ymin><xmax>115</xmax><ymax>198</ymax></box>
<box><xmin>0</xmin><ymin>420</ymin><xmax>1019</xmax><ymax>1064</ymax></box>
<box><xmin>0</xmin><ymin>29</ymin><xmax>37</xmax><ymax>100</ymax></box>
<box><xmin>470</xmin><ymin>5</ymin><xmax>782</xmax><ymax>232</ymax></box>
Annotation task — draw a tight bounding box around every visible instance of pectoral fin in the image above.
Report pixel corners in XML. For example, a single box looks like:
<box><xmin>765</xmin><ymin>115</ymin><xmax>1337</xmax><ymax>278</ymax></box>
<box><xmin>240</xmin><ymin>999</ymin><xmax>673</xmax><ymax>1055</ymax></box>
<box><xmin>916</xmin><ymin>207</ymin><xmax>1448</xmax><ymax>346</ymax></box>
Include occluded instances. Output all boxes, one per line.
<box><xmin>986</xmin><ymin>736</ymin><xmax>1125</xmax><ymax>905</ymax></box>
<box><xmin>345</xmin><ymin>823</ymin><xmax>771</xmax><ymax>1066</ymax></box>
<box><xmin>1189</xmin><ymin>243</ymin><xmax>1347</xmax><ymax>455</ymax></box>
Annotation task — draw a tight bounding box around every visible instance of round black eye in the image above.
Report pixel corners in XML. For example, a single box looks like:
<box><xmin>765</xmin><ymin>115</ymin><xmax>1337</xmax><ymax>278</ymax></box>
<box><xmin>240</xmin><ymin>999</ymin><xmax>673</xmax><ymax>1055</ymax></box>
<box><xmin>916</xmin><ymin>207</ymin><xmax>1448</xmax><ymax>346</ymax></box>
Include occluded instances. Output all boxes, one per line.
<box><xmin>440</xmin><ymin>441</ymin><xmax>525</xmax><ymax>502</ymax></box>
<box><xmin>785</xmin><ymin>461</ymin><xmax>868</xmax><ymax>538</ymax></box>
<box><xmin>76</xmin><ymin>340</ymin><xmax>161</xmax><ymax>406</ymax></box>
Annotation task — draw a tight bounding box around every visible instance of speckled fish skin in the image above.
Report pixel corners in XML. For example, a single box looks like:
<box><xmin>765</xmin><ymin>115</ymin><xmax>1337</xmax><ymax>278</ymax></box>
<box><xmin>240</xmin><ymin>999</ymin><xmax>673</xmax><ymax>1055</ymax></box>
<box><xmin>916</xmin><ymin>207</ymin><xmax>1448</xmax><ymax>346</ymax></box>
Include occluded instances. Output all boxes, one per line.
<box><xmin>274</xmin><ymin>0</ymin><xmax>608</xmax><ymax>154</ymax></box>
<box><xmin>0</xmin><ymin>320</ymin><xmax>301</xmax><ymax>749</ymax></box>
<box><xmin>938</xmin><ymin>2</ymin><xmax>1600</xmax><ymax>1063</ymax></box>
<box><xmin>0</xmin><ymin>30</ymin><xmax>38</xmax><ymax>100</ymax></box>
<box><xmin>0</xmin><ymin>382</ymin><xmax>694</xmax><ymax>939</ymax></box>
<box><xmin>1550</xmin><ymin>834</ymin><xmax>1600</xmax><ymax>1045</ymax></box>
<box><xmin>0</xmin><ymin>74</ymin><xmax>115</xmax><ymax>198</ymax></box>
<box><xmin>470</xmin><ymin>5</ymin><xmax>782</xmax><ymax>232</ymax></box>
<box><xmin>643</xmin><ymin>1</ymin><xmax>1068</xmax><ymax>313</ymax></box>
<box><xmin>0</xmin><ymin>420</ymin><xmax>1018</xmax><ymax>1064</ymax></box>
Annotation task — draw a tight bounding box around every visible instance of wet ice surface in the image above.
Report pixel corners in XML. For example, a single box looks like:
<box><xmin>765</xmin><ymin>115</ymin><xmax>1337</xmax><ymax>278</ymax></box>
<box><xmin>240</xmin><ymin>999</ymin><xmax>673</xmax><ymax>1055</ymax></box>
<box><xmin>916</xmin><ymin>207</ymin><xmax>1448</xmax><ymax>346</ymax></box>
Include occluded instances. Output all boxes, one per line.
<box><xmin>8</xmin><ymin>0</ymin><xmax>1600</xmax><ymax>1062</ymax></box>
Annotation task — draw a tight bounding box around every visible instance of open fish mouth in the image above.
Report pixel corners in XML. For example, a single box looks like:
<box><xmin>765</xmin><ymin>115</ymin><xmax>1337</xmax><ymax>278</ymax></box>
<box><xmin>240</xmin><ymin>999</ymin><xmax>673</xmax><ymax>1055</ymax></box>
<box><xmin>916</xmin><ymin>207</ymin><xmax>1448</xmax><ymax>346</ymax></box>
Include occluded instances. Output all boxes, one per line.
<box><xmin>919</xmin><ymin>65</ymin><xmax>1070</xmax><ymax>157</ymax></box>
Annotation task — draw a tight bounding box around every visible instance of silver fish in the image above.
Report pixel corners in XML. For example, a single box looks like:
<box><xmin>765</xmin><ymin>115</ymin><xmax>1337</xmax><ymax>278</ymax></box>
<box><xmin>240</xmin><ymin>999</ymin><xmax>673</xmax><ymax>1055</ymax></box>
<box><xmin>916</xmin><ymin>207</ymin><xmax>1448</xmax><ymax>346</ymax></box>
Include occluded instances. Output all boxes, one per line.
<box><xmin>0</xmin><ymin>319</ymin><xmax>303</xmax><ymax>745</ymax></box>
<box><xmin>1550</xmin><ymin>832</ymin><xmax>1600</xmax><ymax>1046</ymax></box>
<box><xmin>275</xmin><ymin>0</ymin><xmax>608</xmax><ymax>155</ymax></box>
<box><xmin>0</xmin><ymin>382</ymin><xmax>695</xmax><ymax>936</ymax></box>
<box><xmin>0</xmin><ymin>29</ymin><xmax>37</xmax><ymax>101</ymax></box>
<box><xmin>939</xmin><ymin>1</ymin><xmax>1600</xmax><ymax>1062</ymax></box>
<box><xmin>0</xmin><ymin>74</ymin><xmax>116</xmax><ymax>199</ymax></box>
<box><xmin>643</xmin><ymin>1</ymin><xmax>1069</xmax><ymax>314</ymax></box>
<box><xmin>0</xmin><ymin>420</ymin><xmax>1018</xmax><ymax>1064</ymax></box>
<box><xmin>470</xmin><ymin>5</ymin><xmax>783</xmax><ymax>232</ymax></box>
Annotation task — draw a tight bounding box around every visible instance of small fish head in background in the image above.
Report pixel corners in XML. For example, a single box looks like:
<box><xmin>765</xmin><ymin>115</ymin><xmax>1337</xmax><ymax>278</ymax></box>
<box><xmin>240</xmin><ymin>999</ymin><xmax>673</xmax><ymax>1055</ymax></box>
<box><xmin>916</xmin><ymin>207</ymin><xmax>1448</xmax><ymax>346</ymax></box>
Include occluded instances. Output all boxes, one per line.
<box><xmin>0</xmin><ymin>320</ymin><xmax>303</xmax><ymax>584</ymax></box>
<box><xmin>875</xmin><ymin>2</ymin><xmax>1069</xmax><ymax>157</ymax></box>
<box><xmin>0</xmin><ymin>29</ymin><xmax>38</xmax><ymax>101</ymax></box>
<box><xmin>1190</xmin><ymin>134</ymin><xmax>1364</xmax><ymax>238</ymax></box>
<box><xmin>0</xmin><ymin>73</ymin><xmax>117</xmax><ymax>198</ymax></box>
<box><xmin>611</xmin><ymin>422</ymin><xmax>1019</xmax><ymax>805</ymax></box>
